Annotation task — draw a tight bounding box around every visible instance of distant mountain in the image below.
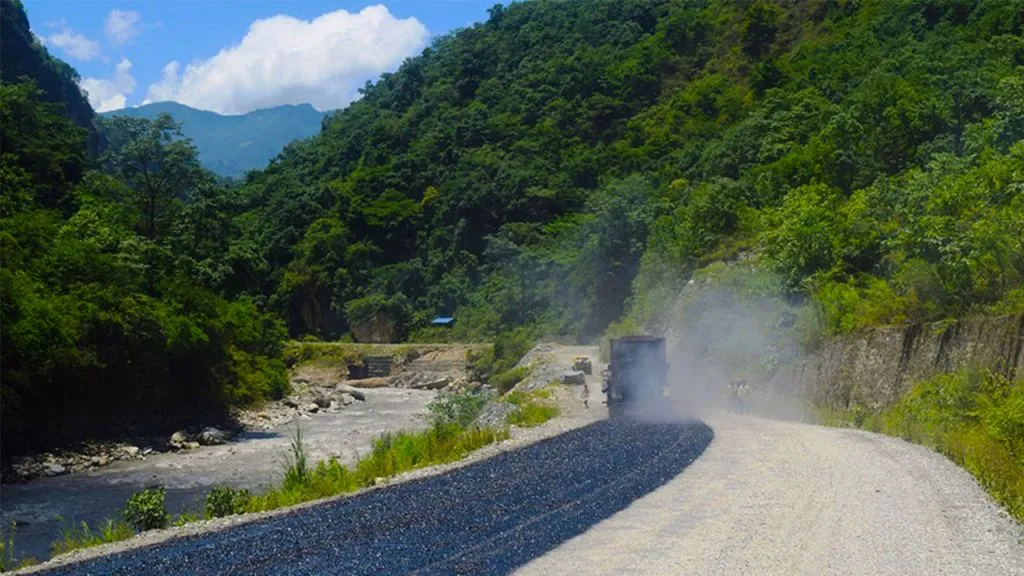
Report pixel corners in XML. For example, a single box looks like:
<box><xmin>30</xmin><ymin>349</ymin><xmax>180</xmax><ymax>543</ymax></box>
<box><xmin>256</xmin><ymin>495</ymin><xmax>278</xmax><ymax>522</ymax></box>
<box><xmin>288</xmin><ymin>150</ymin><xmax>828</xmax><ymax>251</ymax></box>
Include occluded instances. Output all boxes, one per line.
<box><xmin>101</xmin><ymin>101</ymin><xmax>328</xmax><ymax>179</ymax></box>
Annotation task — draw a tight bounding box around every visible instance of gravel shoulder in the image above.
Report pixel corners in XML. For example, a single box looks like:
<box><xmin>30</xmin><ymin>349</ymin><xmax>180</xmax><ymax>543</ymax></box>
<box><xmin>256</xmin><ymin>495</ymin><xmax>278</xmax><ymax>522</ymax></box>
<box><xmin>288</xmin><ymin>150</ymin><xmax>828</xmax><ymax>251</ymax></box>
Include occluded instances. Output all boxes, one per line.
<box><xmin>515</xmin><ymin>413</ymin><xmax>1024</xmax><ymax>576</ymax></box>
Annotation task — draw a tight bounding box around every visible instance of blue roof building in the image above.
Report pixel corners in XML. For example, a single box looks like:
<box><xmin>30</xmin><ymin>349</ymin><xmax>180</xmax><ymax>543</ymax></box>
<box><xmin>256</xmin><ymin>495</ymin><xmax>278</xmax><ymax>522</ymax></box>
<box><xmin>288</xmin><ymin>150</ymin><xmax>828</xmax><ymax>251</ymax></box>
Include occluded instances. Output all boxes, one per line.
<box><xmin>431</xmin><ymin>317</ymin><xmax>455</xmax><ymax>326</ymax></box>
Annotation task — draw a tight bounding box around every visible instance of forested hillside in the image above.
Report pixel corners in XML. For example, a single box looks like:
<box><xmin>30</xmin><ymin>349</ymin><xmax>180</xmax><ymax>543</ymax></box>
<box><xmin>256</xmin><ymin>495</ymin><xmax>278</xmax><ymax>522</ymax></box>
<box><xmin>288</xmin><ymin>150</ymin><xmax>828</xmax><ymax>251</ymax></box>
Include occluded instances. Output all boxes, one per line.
<box><xmin>240</xmin><ymin>0</ymin><xmax>1023</xmax><ymax>347</ymax></box>
<box><xmin>101</xmin><ymin>102</ymin><xmax>327</xmax><ymax>179</ymax></box>
<box><xmin>2</xmin><ymin>0</ymin><xmax>1022</xmax><ymax>457</ymax></box>
<box><xmin>1</xmin><ymin>0</ymin><xmax>286</xmax><ymax>458</ymax></box>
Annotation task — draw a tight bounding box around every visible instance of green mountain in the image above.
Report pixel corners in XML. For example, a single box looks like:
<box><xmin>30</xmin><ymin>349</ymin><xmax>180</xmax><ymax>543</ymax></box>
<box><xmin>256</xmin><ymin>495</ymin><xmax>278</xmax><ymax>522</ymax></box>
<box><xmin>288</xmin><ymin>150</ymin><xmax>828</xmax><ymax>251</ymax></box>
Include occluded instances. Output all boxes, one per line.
<box><xmin>101</xmin><ymin>101</ymin><xmax>328</xmax><ymax>179</ymax></box>
<box><xmin>3</xmin><ymin>0</ymin><xmax>1023</xmax><ymax>460</ymax></box>
<box><xmin>238</xmin><ymin>0</ymin><xmax>1024</xmax><ymax>346</ymax></box>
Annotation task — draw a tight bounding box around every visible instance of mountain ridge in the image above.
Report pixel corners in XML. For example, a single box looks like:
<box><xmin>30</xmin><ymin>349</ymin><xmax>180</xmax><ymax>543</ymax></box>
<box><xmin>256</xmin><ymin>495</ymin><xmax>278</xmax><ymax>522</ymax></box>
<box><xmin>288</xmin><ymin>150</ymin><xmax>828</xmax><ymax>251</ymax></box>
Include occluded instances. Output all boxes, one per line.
<box><xmin>101</xmin><ymin>101</ymin><xmax>329</xmax><ymax>178</ymax></box>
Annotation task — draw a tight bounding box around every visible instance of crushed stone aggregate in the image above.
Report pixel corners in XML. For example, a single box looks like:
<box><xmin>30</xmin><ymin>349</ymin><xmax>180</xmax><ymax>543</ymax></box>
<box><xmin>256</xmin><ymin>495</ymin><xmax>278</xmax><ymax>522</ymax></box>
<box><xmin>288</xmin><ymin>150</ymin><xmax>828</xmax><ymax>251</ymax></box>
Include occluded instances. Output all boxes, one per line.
<box><xmin>34</xmin><ymin>419</ymin><xmax>713</xmax><ymax>576</ymax></box>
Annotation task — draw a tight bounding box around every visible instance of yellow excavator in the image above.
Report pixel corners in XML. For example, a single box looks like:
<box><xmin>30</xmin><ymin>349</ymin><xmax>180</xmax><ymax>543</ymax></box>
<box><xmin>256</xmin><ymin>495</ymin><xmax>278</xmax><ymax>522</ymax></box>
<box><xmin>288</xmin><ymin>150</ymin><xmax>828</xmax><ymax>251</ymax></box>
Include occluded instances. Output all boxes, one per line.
<box><xmin>572</xmin><ymin>356</ymin><xmax>593</xmax><ymax>374</ymax></box>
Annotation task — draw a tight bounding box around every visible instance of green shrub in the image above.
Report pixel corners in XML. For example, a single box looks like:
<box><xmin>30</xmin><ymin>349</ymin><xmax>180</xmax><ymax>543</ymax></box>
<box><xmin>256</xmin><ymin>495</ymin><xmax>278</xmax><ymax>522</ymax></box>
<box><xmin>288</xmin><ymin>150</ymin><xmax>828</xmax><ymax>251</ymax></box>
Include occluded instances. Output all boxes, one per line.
<box><xmin>122</xmin><ymin>487</ymin><xmax>169</xmax><ymax>532</ymax></box>
<box><xmin>467</xmin><ymin>345</ymin><xmax>496</xmax><ymax>381</ymax></box>
<box><xmin>508</xmin><ymin>402</ymin><xmax>559</xmax><ymax>427</ymax></box>
<box><xmin>489</xmin><ymin>366</ymin><xmax>531</xmax><ymax>394</ymax></box>
<box><xmin>282</xmin><ymin>426</ymin><xmax>309</xmax><ymax>492</ymax></box>
<box><xmin>205</xmin><ymin>487</ymin><xmax>252</xmax><ymax>519</ymax></box>
<box><xmin>428</xmin><ymin>389</ymin><xmax>489</xmax><ymax>427</ymax></box>
<box><xmin>172</xmin><ymin>512</ymin><xmax>201</xmax><ymax>527</ymax></box>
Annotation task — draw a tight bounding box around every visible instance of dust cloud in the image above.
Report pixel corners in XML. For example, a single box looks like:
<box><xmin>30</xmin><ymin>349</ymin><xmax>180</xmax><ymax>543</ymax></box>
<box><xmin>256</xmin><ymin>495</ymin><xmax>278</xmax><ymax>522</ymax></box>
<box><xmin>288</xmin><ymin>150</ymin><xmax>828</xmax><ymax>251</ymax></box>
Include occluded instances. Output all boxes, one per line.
<box><xmin>626</xmin><ymin>265</ymin><xmax>813</xmax><ymax>424</ymax></box>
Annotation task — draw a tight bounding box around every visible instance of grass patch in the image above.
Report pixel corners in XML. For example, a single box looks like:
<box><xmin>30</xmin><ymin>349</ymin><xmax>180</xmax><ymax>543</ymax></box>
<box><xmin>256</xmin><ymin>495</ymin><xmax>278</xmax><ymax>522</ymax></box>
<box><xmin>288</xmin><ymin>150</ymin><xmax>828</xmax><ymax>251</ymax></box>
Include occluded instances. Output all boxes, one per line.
<box><xmin>820</xmin><ymin>368</ymin><xmax>1024</xmax><ymax>522</ymax></box>
<box><xmin>246</xmin><ymin>423</ymin><xmax>507</xmax><ymax>512</ymax></box>
<box><xmin>50</xmin><ymin>519</ymin><xmax>134</xmax><ymax>557</ymax></box>
<box><xmin>1</xmin><ymin>523</ymin><xmax>38</xmax><ymax>571</ymax></box>
<box><xmin>504</xmin><ymin>388</ymin><xmax>560</xmax><ymax>427</ymax></box>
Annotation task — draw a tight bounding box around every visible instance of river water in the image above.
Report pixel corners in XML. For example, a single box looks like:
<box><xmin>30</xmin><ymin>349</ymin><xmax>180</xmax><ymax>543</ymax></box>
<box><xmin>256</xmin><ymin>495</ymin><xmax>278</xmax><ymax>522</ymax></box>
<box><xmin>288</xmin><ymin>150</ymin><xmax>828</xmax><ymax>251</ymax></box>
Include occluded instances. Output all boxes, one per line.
<box><xmin>0</xmin><ymin>388</ymin><xmax>436</xmax><ymax>563</ymax></box>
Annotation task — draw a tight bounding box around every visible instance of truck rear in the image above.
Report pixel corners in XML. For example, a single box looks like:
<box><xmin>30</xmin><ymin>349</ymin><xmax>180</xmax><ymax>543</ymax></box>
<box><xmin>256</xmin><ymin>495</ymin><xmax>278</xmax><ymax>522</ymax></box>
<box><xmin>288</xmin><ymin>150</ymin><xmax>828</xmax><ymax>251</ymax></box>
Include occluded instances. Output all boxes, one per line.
<box><xmin>604</xmin><ymin>336</ymin><xmax>668</xmax><ymax>418</ymax></box>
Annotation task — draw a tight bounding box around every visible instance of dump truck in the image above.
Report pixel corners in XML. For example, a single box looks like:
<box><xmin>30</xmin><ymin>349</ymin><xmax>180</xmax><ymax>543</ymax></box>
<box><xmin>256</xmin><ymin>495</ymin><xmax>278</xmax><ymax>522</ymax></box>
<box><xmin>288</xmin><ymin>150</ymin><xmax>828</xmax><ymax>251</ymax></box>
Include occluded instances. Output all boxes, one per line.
<box><xmin>603</xmin><ymin>336</ymin><xmax>668</xmax><ymax>418</ymax></box>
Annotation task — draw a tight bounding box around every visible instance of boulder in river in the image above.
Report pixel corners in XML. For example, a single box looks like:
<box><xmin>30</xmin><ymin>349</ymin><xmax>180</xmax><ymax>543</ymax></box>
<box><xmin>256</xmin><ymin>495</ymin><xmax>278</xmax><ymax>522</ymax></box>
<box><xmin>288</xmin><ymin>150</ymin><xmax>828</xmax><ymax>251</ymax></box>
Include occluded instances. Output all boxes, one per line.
<box><xmin>44</xmin><ymin>463</ymin><xmax>67</xmax><ymax>477</ymax></box>
<box><xmin>170</xmin><ymin>430</ymin><xmax>190</xmax><ymax>447</ymax></box>
<box><xmin>306</xmin><ymin>403</ymin><xmax>320</xmax><ymax>414</ymax></box>
<box><xmin>340</xmin><ymin>393</ymin><xmax>355</xmax><ymax>406</ymax></box>
<box><xmin>337</xmin><ymin>385</ymin><xmax>366</xmax><ymax>401</ymax></box>
<box><xmin>198</xmin><ymin>427</ymin><xmax>229</xmax><ymax>446</ymax></box>
<box><xmin>393</xmin><ymin>373</ymin><xmax>451</xmax><ymax>390</ymax></box>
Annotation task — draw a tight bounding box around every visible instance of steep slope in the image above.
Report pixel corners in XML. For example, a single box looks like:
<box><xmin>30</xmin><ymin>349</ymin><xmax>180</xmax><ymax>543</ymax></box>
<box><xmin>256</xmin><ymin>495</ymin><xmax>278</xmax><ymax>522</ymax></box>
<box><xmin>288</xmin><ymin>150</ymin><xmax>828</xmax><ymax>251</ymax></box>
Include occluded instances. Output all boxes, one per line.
<box><xmin>235</xmin><ymin>0</ymin><xmax>1024</xmax><ymax>344</ymax></box>
<box><xmin>101</xmin><ymin>101</ymin><xmax>327</xmax><ymax>178</ymax></box>
<box><xmin>0</xmin><ymin>0</ymin><xmax>95</xmax><ymax>136</ymax></box>
<box><xmin>2</xmin><ymin>2</ymin><xmax>287</xmax><ymax>458</ymax></box>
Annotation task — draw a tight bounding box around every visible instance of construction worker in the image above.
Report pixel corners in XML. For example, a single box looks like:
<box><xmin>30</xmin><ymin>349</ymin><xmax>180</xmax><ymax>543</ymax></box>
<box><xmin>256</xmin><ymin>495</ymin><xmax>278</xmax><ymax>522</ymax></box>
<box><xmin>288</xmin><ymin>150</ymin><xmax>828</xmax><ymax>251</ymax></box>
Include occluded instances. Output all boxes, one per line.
<box><xmin>737</xmin><ymin>379</ymin><xmax>751</xmax><ymax>415</ymax></box>
<box><xmin>729</xmin><ymin>378</ymin><xmax>750</xmax><ymax>414</ymax></box>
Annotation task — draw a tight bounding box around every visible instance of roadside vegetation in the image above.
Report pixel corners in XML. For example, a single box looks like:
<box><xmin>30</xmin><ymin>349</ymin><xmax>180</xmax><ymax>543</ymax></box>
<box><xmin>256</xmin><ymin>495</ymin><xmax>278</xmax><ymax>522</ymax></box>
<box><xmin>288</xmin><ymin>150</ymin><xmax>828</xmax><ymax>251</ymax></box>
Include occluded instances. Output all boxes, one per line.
<box><xmin>44</xmin><ymin>390</ymin><xmax>511</xmax><ymax>559</ymax></box>
<box><xmin>504</xmin><ymin>388</ymin><xmax>560</xmax><ymax>428</ymax></box>
<box><xmin>820</xmin><ymin>368</ymin><xmax>1024</xmax><ymax>523</ymax></box>
<box><xmin>51</xmin><ymin>519</ymin><xmax>134</xmax><ymax>557</ymax></box>
<box><xmin>1</xmin><ymin>524</ymin><xmax>38</xmax><ymax>571</ymax></box>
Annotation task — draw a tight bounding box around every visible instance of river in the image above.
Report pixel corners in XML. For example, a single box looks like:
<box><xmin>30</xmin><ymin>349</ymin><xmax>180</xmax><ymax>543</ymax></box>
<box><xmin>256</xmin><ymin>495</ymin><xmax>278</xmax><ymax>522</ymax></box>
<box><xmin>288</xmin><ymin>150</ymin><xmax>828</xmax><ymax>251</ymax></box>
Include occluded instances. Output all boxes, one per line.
<box><xmin>0</xmin><ymin>388</ymin><xmax>436</xmax><ymax>563</ymax></box>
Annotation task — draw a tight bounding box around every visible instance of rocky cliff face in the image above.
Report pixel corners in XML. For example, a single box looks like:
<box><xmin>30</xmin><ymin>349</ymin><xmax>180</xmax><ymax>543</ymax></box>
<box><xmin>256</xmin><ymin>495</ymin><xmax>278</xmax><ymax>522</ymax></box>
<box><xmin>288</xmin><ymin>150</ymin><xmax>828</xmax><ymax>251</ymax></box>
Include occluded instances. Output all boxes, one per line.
<box><xmin>790</xmin><ymin>314</ymin><xmax>1024</xmax><ymax>411</ymax></box>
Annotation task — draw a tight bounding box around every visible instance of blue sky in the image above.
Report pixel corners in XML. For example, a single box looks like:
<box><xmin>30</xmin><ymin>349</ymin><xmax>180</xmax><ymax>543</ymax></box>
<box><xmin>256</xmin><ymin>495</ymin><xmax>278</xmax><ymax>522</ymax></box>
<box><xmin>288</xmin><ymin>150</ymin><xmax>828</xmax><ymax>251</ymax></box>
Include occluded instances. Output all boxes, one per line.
<box><xmin>24</xmin><ymin>0</ymin><xmax>499</xmax><ymax>114</ymax></box>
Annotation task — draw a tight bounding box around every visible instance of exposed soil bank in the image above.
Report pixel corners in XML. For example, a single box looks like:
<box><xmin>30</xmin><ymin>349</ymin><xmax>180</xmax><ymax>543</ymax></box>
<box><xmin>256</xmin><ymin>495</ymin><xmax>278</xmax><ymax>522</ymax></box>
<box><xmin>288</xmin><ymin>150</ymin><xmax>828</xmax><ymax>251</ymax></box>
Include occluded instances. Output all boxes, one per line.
<box><xmin>776</xmin><ymin>313</ymin><xmax>1024</xmax><ymax>410</ymax></box>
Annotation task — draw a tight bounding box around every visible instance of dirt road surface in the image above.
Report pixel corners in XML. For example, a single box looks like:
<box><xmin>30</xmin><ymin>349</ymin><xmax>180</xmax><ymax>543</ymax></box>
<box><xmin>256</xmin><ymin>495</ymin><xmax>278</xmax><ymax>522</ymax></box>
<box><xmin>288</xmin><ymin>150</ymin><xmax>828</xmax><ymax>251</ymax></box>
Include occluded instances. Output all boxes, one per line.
<box><xmin>515</xmin><ymin>413</ymin><xmax>1024</xmax><ymax>576</ymax></box>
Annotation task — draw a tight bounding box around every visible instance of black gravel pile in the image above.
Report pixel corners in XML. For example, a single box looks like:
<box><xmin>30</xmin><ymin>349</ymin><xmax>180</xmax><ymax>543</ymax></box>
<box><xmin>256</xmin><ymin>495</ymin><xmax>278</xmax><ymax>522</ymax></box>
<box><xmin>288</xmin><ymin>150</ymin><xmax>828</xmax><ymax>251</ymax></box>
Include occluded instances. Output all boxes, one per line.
<box><xmin>42</xmin><ymin>419</ymin><xmax>713</xmax><ymax>576</ymax></box>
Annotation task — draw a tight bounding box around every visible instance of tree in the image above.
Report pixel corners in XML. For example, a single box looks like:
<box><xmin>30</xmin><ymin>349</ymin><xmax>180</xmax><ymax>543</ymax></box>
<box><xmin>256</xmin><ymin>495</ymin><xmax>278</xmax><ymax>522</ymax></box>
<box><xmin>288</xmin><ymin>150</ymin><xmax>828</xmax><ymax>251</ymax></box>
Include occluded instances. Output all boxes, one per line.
<box><xmin>99</xmin><ymin>114</ymin><xmax>202</xmax><ymax>241</ymax></box>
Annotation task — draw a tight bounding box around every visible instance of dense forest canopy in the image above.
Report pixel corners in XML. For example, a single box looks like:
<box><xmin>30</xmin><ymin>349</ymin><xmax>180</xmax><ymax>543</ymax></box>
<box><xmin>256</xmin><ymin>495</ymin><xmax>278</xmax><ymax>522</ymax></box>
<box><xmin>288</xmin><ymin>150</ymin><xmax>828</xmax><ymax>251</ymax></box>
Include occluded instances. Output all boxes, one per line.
<box><xmin>2</xmin><ymin>0</ymin><xmax>1022</xmax><ymax>456</ymax></box>
<box><xmin>1</xmin><ymin>0</ymin><xmax>286</xmax><ymax>457</ymax></box>
<box><xmin>240</xmin><ymin>0</ymin><xmax>1023</xmax><ymax>344</ymax></box>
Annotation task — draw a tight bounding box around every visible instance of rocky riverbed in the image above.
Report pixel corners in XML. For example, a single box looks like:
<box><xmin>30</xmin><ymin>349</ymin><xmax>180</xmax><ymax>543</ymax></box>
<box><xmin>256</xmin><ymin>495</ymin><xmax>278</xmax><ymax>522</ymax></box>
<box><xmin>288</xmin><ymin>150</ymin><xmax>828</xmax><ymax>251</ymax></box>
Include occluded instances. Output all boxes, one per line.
<box><xmin>0</xmin><ymin>388</ymin><xmax>437</xmax><ymax>563</ymax></box>
<box><xmin>2</xmin><ymin>375</ymin><xmax>407</xmax><ymax>484</ymax></box>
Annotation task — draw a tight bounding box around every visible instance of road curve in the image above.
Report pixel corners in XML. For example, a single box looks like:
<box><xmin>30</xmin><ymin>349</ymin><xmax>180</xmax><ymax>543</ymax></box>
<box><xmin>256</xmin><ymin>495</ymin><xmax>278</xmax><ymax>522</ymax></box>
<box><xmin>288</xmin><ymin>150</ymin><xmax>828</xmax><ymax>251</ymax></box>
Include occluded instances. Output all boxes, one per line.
<box><xmin>31</xmin><ymin>420</ymin><xmax>712</xmax><ymax>576</ymax></box>
<box><xmin>515</xmin><ymin>414</ymin><xmax>1024</xmax><ymax>576</ymax></box>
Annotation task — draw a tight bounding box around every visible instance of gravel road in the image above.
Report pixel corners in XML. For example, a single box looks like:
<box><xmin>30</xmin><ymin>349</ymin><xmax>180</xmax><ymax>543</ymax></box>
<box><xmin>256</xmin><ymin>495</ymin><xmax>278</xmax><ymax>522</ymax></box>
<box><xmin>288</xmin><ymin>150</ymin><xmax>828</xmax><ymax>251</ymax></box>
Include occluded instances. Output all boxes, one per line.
<box><xmin>516</xmin><ymin>414</ymin><xmax>1024</xmax><ymax>576</ymax></box>
<box><xmin>27</xmin><ymin>420</ymin><xmax>712</xmax><ymax>576</ymax></box>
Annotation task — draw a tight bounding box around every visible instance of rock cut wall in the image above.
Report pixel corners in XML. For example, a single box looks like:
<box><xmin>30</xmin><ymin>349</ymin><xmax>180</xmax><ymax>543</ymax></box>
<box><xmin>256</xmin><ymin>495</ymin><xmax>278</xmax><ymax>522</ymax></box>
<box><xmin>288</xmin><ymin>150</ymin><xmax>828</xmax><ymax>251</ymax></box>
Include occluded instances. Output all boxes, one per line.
<box><xmin>792</xmin><ymin>313</ymin><xmax>1024</xmax><ymax>410</ymax></box>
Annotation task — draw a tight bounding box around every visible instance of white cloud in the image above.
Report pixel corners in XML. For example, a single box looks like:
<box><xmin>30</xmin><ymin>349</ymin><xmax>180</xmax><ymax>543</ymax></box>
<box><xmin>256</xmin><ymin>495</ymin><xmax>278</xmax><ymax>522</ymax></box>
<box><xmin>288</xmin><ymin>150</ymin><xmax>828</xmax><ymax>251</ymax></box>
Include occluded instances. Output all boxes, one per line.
<box><xmin>105</xmin><ymin>10</ymin><xmax>143</xmax><ymax>44</ymax></box>
<box><xmin>46</xmin><ymin>20</ymin><xmax>101</xmax><ymax>61</ymax></box>
<box><xmin>143</xmin><ymin>5</ymin><xmax>429</xmax><ymax>114</ymax></box>
<box><xmin>81</xmin><ymin>58</ymin><xmax>136</xmax><ymax>112</ymax></box>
